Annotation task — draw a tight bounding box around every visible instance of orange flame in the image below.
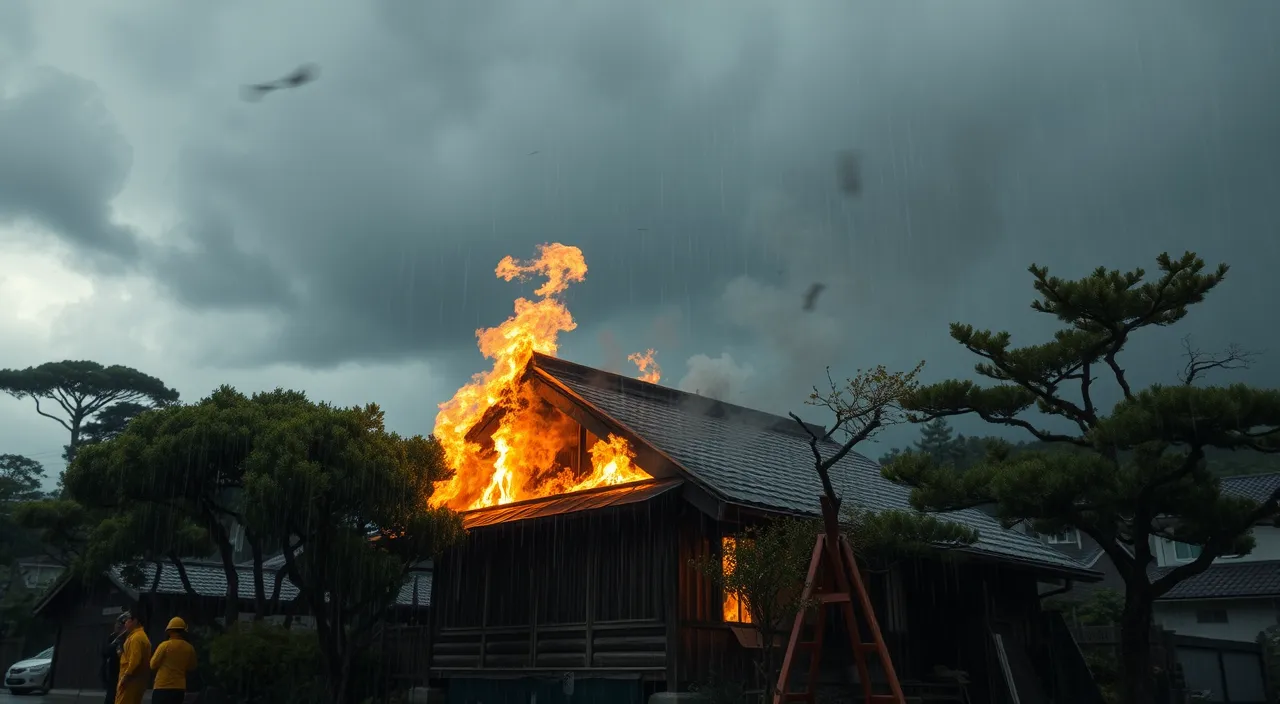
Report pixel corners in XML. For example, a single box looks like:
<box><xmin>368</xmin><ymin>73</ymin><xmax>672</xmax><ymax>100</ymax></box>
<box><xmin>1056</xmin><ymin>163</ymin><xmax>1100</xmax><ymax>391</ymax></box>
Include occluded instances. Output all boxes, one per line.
<box><xmin>430</xmin><ymin>244</ymin><xmax>653</xmax><ymax>511</ymax></box>
<box><xmin>629</xmin><ymin>349</ymin><xmax>661</xmax><ymax>384</ymax></box>
<box><xmin>721</xmin><ymin>536</ymin><xmax>753</xmax><ymax>623</ymax></box>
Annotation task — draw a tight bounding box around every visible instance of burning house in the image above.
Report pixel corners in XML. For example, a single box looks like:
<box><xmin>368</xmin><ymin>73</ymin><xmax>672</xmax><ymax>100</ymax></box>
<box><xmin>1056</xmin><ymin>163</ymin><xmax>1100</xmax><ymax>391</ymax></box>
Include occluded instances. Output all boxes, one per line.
<box><xmin>398</xmin><ymin>244</ymin><xmax>1102</xmax><ymax>703</ymax></box>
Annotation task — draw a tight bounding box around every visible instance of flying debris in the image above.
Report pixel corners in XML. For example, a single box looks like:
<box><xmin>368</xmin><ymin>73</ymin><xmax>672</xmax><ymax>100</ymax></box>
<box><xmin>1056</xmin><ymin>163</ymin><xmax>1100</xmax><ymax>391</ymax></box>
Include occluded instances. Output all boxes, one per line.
<box><xmin>803</xmin><ymin>283</ymin><xmax>826</xmax><ymax>311</ymax></box>
<box><xmin>528</xmin><ymin>151</ymin><xmax>541</xmax><ymax>156</ymax></box>
<box><xmin>836</xmin><ymin>150</ymin><xmax>862</xmax><ymax>198</ymax></box>
<box><xmin>241</xmin><ymin>63</ymin><xmax>320</xmax><ymax>102</ymax></box>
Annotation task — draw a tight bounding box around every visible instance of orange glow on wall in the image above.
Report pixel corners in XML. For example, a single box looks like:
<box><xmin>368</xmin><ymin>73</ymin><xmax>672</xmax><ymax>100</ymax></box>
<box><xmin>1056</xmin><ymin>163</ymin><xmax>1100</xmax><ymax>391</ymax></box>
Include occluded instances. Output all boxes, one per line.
<box><xmin>721</xmin><ymin>536</ymin><xmax>753</xmax><ymax>623</ymax></box>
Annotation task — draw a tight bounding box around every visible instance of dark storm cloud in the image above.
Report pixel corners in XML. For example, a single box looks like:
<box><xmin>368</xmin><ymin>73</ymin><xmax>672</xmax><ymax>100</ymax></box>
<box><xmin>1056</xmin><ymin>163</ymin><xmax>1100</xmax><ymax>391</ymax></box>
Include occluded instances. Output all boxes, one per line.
<box><xmin>0</xmin><ymin>67</ymin><xmax>139</xmax><ymax>261</ymax></box>
<box><xmin>16</xmin><ymin>1</ymin><xmax>1280</xmax><ymax>388</ymax></box>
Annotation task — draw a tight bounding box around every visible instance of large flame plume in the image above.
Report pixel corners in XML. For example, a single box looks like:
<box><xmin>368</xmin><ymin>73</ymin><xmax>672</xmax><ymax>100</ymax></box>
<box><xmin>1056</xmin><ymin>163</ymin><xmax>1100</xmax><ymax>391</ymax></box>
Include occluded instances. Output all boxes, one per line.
<box><xmin>431</xmin><ymin>244</ymin><xmax>655</xmax><ymax>511</ymax></box>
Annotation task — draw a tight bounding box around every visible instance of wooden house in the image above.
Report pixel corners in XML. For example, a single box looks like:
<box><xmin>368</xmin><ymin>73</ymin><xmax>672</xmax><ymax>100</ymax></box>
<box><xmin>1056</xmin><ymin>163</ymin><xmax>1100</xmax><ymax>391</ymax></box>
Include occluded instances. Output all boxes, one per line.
<box><xmin>419</xmin><ymin>354</ymin><xmax>1102</xmax><ymax>703</ymax></box>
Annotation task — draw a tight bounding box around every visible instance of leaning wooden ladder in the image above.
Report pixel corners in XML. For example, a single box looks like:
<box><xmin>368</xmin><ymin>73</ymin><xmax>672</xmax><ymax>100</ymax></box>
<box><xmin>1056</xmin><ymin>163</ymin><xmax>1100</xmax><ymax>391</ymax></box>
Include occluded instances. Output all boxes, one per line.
<box><xmin>773</xmin><ymin>497</ymin><xmax>906</xmax><ymax>704</ymax></box>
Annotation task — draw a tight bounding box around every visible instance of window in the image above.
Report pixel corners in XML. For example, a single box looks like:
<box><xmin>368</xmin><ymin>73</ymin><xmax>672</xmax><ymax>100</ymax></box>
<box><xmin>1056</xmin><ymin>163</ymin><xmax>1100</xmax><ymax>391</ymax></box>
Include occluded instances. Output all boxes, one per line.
<box><xmin>1046</xmin><ymin>529</ymin><xmax>1080</xmax><ymax>546</ymax></box>
<box><xmin>721</xmin><ymin>537</ymin><xmax>753</xmax><ymax>624</ymax></box>
<box><xmin>1195</xmin><ymin>609</ymin><xmax>1228</xmax><ymax>624</ymax></box>
<box><xmin>1174</xmin><ymin>542</ymin><xmax>1202</xmax><ymax>562</ymax></box>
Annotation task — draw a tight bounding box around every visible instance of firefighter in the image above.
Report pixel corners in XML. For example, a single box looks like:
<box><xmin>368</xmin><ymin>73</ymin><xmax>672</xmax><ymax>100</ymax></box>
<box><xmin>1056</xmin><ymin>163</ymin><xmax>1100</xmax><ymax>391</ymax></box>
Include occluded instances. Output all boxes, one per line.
<box><xmin>114</xmin><ymin>611</ymin><xmax>151</xmax><ymax>704</ymax></box>
<box><xmin>149</xmin><ymin>616</ymin><xmax>197</xmax><ymax>704</ymax></box>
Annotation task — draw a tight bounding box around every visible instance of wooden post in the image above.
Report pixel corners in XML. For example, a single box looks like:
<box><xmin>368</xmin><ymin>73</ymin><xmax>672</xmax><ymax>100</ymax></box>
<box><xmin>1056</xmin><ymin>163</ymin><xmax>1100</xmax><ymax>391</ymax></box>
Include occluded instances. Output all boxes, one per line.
<box><xmin>585</xmin><ymin>514</ymin><xmax>598</xmax><ymax>669</ymax></box>
<box><xmin>479</xmin><ymin>540</ymin><xmax>491</xmax><ymax>670</ymax></box>
<box><xmin>664</xmin><ymin>507</ymin><xmax>681</xmax><ymax>688</ymax></box>
<box><xmin>529</xmin><ymin>527</ymin><xmax>540</xmax><ymax>668</ymax></box>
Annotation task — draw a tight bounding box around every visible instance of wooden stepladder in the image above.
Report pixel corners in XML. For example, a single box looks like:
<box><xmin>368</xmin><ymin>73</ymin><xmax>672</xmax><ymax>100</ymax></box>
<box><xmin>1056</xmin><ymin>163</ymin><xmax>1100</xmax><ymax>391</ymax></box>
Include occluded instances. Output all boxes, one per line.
<box><xmin>773</xmin><ymin>497</ymin><xmax>905</xmax><ymax>704</ymax></box>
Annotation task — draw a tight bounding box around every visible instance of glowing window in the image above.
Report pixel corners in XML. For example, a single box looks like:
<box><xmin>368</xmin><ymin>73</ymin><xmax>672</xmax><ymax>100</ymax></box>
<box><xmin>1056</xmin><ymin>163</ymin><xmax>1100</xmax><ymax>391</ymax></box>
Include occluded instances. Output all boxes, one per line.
<box><xmin>721</xmin><ymin>536</ymin><xmax>753</xmax><ymax>624</ymax></box>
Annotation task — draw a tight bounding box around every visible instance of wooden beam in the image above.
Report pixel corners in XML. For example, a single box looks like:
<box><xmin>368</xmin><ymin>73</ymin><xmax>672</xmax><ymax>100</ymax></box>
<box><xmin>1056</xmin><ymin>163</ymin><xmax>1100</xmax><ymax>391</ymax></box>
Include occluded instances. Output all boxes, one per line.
<box><xmin>664</xmin><ymin>504</ymin><xmax>680</xmax><ymax>687</ymax></box>
<box><xmin>585</xmin><ymin>514</ymin><xmax>598</xmax><ymax>669</ymax></box>
<box><xmin>528</xmin><ymin>528</ymin><xmax>539</xmax><ymax>668</ymax></box>
<box><xmin>480</xmin><ymin>541</ymin><xmax>491</xmax><ymax>669</ymax></box>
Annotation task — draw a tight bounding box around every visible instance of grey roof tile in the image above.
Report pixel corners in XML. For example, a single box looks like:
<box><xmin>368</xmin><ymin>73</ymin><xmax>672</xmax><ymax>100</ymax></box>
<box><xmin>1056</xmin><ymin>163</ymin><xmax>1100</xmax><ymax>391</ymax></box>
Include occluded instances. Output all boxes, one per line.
<box><xmin>533</xmin><ymin>354</ymin><xmax>1094</xmax><ymax>576</ymax></box>
<box><xmin>1151</xmin><ymin>559</ymin><xmax>1280</xmax><ymax>600</ymax></box>
<box><xmin>109</xmin><ymin>560</ymin><xmax>431</xmax><ymax>606</ymax></box>
<box><xmin>1221</xmin><ymin>473</ymin><xmax>1280</xmax><ymax>504</ymax></box>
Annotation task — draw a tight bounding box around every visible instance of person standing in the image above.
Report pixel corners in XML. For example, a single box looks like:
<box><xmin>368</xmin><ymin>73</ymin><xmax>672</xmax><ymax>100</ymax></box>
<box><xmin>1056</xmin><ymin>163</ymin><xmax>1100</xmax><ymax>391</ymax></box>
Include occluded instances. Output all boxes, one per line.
<box><xmin>99</xmin><ymin>613</ymin><xmax>128</xmax><ymax>704</ymax></box>
<box><xmin>114</xmin><ymin>611</ymin><xmax>151</xmax><ymax>704</ymax></box>
<box><xmin>149</xmin><ymin>617</ymin><xmax>197</xmax><ymax>704</ymax></box>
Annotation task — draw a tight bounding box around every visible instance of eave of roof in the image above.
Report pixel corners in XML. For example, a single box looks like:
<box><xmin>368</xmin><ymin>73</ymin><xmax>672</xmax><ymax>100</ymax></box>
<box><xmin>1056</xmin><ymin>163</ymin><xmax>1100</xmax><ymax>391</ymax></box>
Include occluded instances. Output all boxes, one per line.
<box><xmin>462</xmin><ymin>478</ymin><xmax>684</xmax><ymax>530</ymax></box>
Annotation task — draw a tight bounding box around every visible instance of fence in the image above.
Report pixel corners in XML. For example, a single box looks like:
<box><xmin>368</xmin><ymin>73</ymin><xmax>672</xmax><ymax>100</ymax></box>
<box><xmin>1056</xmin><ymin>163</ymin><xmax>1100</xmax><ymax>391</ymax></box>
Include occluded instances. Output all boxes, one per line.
<box><xmin>1068</xmin><ymin>625</ymin><xmax>1268</xmax><ymax>704</ymax></box>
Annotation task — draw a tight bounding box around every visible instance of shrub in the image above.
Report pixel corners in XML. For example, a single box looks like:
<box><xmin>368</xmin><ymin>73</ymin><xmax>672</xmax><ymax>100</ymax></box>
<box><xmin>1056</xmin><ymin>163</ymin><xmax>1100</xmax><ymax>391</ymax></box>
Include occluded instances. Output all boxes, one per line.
<box><xmin>206</xmin><ymin>623</ymin><xmax>324</xmax><ymax>704</ymax></box>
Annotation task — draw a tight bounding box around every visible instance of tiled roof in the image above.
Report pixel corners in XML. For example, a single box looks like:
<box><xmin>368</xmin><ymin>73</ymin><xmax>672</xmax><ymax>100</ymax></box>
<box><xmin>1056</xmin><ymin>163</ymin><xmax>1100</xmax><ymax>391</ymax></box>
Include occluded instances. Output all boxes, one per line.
<box><xmin>532</xmin><ymin>354</ymin><xmax>1096</xmax><ymax>577</ymax></box>
<box><xmin>1221</xmin><ymin>473</ymin><xmax>1280</xmax><ymax>504</ymax></box>
<box><xmin>1151</xmin><ymin>559</ymin><xmax>1280</xmax><ymax>600</ymax></box>
<box><xmin>108</xmin><ymin>560</ymin><xmax>431</xmax><ymax>607</ymax></box>
<box><xmin>110</xmin><ymin>561</ymin><xmax>301</xmax><ymax>602</ymax></box>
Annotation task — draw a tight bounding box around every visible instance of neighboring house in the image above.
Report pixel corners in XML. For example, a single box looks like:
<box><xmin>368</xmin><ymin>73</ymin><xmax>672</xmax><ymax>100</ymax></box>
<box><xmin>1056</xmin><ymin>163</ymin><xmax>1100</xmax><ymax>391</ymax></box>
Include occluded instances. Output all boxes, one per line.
<box><xmin>1148</xmin><ymin>472</ymin><xmax>1280</xmax><ymax>643</ymax></box>
<box><xmin>32</xmin><ymin>557</ymin><xmax>432</xmax><ymax>692</ymax></box>
<box><xmin>1035</xmin><ymin>472</ymin><xmax>1280</xmax><ymax>642</ymax></box>
<box><xmin>423</xmin><ymin>353</ymin><xmax>1101</xmax><ymax>703</ymax></box>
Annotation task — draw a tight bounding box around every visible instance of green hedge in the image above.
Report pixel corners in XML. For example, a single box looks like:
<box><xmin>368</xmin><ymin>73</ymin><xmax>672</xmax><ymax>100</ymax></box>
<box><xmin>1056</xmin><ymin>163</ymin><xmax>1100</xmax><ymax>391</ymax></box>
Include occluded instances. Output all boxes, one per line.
<box><xmin>205</xmin><ymin>623</ymin><xmax>325</xmax><ymax>704</ymax></box>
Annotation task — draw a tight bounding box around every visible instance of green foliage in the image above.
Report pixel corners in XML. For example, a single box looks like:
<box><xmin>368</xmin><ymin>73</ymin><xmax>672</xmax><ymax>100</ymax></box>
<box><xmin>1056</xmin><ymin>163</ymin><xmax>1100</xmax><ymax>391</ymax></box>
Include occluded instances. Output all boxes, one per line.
<box><xmin>840</xmin><ymin>504</ymin><xmax>979</xmax><ymax>563</ymax></box>
<box><xmin>1076</xmin><ymin>588</ymin><xmax>1126</xmax><ymax>626</ymax></box>
<box><xmin>0</xmin><ymin>360</ymin><xmax>178</xmax><ymax>461</ymax></box>
<box><xmin>0</xmin><ymin>454</ymin><xmax>44</xmax><ymax>502</ymax></box>
<box><xmin>12</xmin><ymin>499</ymin><xmax>87</xmax><ymax>564</ymax></box>
<box><xmin>880</xmin><ymin>251</ymin><xmax>1280</xmax><ymax>704</ymax></box>
<box><xmin>61</xmin><ymin>401</ymin><xmax>152</xmax><ymax>463</ymax></box>
<box><xmin>233</xmin><ymin>389</ymin><xmax>463</xmax><ymax>703</ymax></box>
<box><xmin>206</xmin><ymin>623</ymin><xmax>325</xmax><ymax>704</ymax></box>
<box><xmin>29</xmin><ymin>383</ymin><xmax>464</xmax><ymax>703</ymax></box>
<box><xmin>0</xmin><ymin>454</ymin><xmax>46</xmax><ymax>564</ymax></box>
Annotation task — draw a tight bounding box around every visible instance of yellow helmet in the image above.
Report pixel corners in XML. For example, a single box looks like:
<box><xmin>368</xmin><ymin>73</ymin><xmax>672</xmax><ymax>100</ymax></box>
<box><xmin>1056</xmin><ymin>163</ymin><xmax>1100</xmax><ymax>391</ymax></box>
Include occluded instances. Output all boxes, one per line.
<box><xmin>166</xmin><ymin>617</ymin><xmax>187</xmax><ymax>632</ymax></box>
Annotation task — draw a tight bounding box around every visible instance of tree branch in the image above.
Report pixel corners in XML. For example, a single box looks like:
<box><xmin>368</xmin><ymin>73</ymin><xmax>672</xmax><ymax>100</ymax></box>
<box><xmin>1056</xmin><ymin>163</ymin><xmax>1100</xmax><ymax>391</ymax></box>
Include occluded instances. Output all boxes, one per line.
<box><xmin>30</xmin><ymin>398</ymin><xmax>73</xmax><ymax>432</ymax></box>
<box><xmin>1150</xmin><ymin>544</ymin><xmax>1220</xmax><ymax>598</ymax></box>
<box><xmin>1178</xmin><ymin>335</ymin><xmax>1259</xmax><ymax>386</ymax></box>
<box><xmin>167</xmin><ymin>552</ymin><xmax>199</xmax><ymax>599</ymax></box>
<box><xmin>921</xmin><ymin>407</ymin><xmax>1090</xmax><ymax>447</ymax></box>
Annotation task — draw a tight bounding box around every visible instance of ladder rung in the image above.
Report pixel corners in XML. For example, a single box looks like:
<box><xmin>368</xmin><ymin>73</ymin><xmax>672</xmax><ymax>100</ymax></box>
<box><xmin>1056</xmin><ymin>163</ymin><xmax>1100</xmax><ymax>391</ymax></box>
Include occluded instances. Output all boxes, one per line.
<box><xmin>816</xmin><ymin>592</ymin><xmax>851</xmax><ymax>603</ymax></box>
<box><xmin>868</xmin><ymin>696</ymin><xmax>902</xmax><ymax>704</ymax></box>
<box><xmin>797</xmin><ymin>641</ymin><xmax>819</xmax><ymax>650</ymax></box>
<box><xmin>780</xmin><ymin>694</ymin><xmax>814</xmax><ymax>703</ymax></box>
<box><xmin>855</xmin><ymin>642</ymin><xmax>881</xmax><ymax>654</ymax></box>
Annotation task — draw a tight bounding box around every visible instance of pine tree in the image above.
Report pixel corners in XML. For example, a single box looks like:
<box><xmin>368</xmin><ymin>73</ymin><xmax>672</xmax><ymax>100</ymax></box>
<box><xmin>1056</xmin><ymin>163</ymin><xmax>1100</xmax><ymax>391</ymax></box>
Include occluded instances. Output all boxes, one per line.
<box><xmin>881</xmin><ymin>252</ymin><xmax>1280</xmax><ymax>704</ymax></box>
<box><xmin>913</xmin><ymin>418</ymin><xmax>965</xmax><ymax>467</ymax></box>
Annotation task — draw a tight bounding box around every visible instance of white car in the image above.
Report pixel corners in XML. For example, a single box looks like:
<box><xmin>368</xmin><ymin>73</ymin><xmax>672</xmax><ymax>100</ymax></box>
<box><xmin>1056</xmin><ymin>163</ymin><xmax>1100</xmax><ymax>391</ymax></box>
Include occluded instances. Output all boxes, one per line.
<box><xmin>4</xmin><ymin>646</ymin><xmax>53</xmax><ymax>695</ymax></box>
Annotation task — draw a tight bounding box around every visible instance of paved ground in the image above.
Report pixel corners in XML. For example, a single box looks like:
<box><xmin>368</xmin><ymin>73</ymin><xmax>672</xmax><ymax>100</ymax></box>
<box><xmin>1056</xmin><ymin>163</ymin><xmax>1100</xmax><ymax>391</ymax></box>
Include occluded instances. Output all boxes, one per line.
<box><xmin>1</xmin><ymin>691</ymin><xmax>108</xmax><ymax>704</ymax></box>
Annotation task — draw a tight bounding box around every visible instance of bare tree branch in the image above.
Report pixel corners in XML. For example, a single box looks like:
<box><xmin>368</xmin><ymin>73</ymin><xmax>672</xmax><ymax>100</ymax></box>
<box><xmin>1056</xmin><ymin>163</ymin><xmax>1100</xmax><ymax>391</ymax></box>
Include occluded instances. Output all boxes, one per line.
<box><xmin>1178</xmin><ymin>335</ymin><xmax>1260</xmax><ymax>386</ymax></box>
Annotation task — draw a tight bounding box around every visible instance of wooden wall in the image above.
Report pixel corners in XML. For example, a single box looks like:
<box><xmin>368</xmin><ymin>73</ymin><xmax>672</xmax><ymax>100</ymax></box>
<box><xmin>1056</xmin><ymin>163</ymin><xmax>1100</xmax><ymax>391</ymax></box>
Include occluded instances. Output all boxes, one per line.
<box><xmin>429</xmin><ymin>491</ymin><xmax>681</xmax><ymax>677</ymax></box>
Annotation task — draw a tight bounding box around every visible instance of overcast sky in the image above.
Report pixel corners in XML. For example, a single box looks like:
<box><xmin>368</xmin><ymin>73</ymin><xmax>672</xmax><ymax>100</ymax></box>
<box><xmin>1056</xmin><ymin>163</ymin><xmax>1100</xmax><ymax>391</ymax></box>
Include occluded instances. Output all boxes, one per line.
<box><xmin>3</xmin><ymin>1</ymin><xmax>1279</xmax><ymax>484</ymax></box>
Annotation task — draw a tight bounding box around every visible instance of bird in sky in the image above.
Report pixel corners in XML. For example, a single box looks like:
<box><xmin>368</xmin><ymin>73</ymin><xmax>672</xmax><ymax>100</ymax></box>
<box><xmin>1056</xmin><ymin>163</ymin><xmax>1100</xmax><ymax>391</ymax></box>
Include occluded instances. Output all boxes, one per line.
<box><xmin>836</xmin><ymin>150</ymin><xmax>862</xmax><ymax>198</ymax></box>
<box><xmin>241</xmin><ymin>64</ymin><xmax>320</xmax><ymax>102</ymax></box>
<box><xmin>803</xmin><ymin>283</ymin><xmax>826</xmax><ymax>311</ymax></box>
